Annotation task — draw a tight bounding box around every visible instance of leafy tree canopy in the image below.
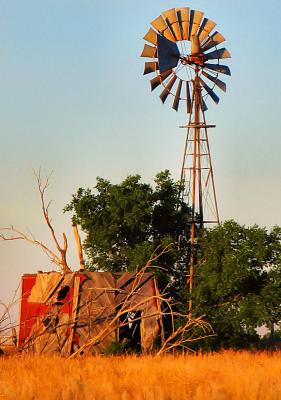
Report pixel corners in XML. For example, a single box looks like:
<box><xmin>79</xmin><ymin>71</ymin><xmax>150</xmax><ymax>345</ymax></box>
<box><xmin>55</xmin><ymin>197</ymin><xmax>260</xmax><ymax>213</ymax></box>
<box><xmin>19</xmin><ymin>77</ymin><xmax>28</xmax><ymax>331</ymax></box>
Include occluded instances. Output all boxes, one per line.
<box><xmin>65</xmin><ymin>170</ymin><xmax>190</xmax><ymax>281</ymax></box>
<box><xmin>65</xmin><ymin>172</ymin><xmax>281</xmax><ymax>350</ymax></box>
<box><xmin>193</xmin><ymin>221</ymin><xmax>281</xmax><ymax>349</ymax></box>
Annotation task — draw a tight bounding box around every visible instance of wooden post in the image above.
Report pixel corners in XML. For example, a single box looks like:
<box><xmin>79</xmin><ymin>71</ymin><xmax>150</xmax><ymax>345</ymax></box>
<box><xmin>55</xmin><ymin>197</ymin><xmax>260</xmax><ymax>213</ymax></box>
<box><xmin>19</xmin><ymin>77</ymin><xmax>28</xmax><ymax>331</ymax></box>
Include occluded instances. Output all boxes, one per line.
<box><xmin>66</xmin><ymin>276</ymin><xmax>80</xmax><ymax>356</ymax></box>
<box><xmin>72</xmin><ymin>223</ymin><xmax>85</xmax><ymax>270</ymax></box>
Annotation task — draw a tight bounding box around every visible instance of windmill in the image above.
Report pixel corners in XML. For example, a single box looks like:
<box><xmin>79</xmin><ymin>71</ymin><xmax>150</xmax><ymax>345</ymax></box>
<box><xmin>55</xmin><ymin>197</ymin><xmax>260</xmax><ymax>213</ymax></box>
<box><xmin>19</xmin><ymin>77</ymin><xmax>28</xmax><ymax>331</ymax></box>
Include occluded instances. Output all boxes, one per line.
<box><xmin>141</xmin><ymin>7</ymin><xmax>231</xmax><ymax>314</ymax></box>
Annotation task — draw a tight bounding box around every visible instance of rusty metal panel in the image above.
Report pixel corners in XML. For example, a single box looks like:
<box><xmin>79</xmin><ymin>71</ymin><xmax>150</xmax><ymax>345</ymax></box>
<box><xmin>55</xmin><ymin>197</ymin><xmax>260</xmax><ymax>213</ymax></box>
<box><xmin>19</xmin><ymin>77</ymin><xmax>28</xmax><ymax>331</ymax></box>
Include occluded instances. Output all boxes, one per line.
<box><xmin>115</xmin><ymin>272</ymin><xmax>154</xmax><ymax>304</ymax></box>
<box><xmin>28</xmin><ymin>273</ymin><xmax>72</xmax><ymax>304</ymax></box>
<box><xmin>20</xmin><ymin>273</ymin><xmax>80</xmax><ymax>355</ymax></box>
<box><xmin>28</xmin><ymin>312</ymin><xmax>70</xmax><ymax>355</ymax></box>
<box><xmin>76</xmin><ymin>272</ymin><xmax>116</xmax><ymax>354</ymax></box>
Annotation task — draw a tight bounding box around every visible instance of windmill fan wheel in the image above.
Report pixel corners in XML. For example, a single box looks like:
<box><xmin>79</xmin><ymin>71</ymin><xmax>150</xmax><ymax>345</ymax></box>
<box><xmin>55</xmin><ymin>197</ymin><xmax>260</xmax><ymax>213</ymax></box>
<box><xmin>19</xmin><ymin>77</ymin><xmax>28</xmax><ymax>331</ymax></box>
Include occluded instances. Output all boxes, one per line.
<box><xmin>141</xmin><ymin>7</ymin><xmax>231</xmax><ymax>112</ymax></box>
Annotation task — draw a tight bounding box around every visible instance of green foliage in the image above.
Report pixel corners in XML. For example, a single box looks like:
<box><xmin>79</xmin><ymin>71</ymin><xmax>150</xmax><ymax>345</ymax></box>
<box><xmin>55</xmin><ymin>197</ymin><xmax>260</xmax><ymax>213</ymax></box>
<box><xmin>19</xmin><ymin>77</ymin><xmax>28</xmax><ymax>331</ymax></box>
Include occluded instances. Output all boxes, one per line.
<box><xmin>65</xmin><ymin>170</ymin><xmax>190</xmax><ymax>287</ymax></box>
<box><xmin>192</xmin><ymin>220</ymin><xmax>281</xmax><ymax>350</ymax></box>
<box><xmin>66</xmin><ymin>172</ymin><xmax>281</xmax><ymax>351</ymax></box>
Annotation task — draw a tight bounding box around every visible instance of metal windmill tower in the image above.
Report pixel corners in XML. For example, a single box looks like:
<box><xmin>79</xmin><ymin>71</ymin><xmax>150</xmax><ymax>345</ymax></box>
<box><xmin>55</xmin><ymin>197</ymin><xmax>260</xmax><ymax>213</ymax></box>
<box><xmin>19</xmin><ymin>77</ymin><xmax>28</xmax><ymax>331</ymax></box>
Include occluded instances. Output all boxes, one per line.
<box><xmin>141</xmin><ymin>7</ymin><xmax>231</xmax><ymax>314</ymax></box>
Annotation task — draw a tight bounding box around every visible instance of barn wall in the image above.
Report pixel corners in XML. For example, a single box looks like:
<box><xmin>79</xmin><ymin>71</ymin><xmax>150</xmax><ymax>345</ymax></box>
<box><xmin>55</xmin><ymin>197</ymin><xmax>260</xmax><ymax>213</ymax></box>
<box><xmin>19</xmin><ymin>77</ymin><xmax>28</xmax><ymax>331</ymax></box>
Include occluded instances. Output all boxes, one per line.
<box><xmin>18</xmin><ymin>271</ymin><xmax>162</xmax><ymax>355</ymax></box>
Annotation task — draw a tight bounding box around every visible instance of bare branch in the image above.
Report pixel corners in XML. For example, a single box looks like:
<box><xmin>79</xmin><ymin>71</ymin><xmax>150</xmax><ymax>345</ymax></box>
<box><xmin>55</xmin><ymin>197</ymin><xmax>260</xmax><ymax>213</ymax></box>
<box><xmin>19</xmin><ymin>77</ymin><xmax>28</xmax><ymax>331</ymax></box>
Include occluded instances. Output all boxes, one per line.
<box><xmin>33</xmin><ymin>170</ymin><xmax>71</xmax><ymax>273</ymax></box>
<box><xmin>1</xmin><ymin>170</ymin><xmax>72</xmax><ymax>273</ymax></box>
<box><xmin>0</xmin><ymin>226</ymin><xmax>61</xmax><ymax>266</ymax></box>
<box><xmin>145</xmin><ymin>242</ymin><xmax>174</xmax><ymax>267</ymax></box>
<box><xmin>68</xmin><ymin>262</ymin><xmax>212</xmax><ymax>358</ymax></box>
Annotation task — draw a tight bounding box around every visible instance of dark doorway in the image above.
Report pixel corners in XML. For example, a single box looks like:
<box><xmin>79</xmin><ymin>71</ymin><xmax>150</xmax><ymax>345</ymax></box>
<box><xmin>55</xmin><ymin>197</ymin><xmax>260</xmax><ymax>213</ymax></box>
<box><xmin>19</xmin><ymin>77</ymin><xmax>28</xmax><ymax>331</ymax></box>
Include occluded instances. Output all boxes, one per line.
<box><xmin>119</xmin><ymin>310</ymin><xmax>142</xmax><ymax>352</ymax></box>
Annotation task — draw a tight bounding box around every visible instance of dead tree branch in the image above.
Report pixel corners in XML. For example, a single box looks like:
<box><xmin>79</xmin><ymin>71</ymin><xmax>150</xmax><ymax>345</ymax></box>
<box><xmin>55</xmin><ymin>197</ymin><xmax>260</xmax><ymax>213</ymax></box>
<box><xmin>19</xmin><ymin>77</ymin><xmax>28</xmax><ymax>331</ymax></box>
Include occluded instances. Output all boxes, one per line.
<box><xmin>34</xmin><ymin>169</ymin><xmax>71</xmax><ymax>273</ymax></box>
<box><xmin>0</xmin><ymin>226</ymin><xmax>62</xmax><ymax>267</ymax></box>
<box><xmin>0</xmin><ymin>169</ymin><xmax>71</xmax><ymax>273</ymax></box>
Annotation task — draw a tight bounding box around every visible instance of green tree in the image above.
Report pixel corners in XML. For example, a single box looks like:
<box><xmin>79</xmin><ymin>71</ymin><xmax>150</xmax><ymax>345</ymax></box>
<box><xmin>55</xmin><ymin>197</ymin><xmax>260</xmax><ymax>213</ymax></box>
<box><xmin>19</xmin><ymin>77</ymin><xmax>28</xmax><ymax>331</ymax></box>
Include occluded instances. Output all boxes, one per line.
<box><xmin>66</xmin><ymin>172</ymin><xmax>281</xmax><ymax>351</ymax></box>
<box><xmin>192</xmin><ymin>220</ymin><xmax>281</xmax><ymax>349</ymax></box>
<box><xmin>260</xmin><ymin>226</ymin><xmax>281</xmax><ymax>334</ymax></box>
<box><xmin>65</xmin><ymin>170</ymin><xmax>190</xmax><ymax>289</ymax></box>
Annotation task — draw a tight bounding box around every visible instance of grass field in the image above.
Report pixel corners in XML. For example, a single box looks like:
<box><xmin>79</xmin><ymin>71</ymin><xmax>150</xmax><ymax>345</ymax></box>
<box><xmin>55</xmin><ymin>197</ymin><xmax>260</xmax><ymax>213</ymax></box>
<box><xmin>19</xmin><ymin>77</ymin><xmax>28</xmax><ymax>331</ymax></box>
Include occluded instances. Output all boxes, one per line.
<box><xmin>0</xmin><ymin>351</ymin><xmax>281</xmax><ymax>399</ymax></box>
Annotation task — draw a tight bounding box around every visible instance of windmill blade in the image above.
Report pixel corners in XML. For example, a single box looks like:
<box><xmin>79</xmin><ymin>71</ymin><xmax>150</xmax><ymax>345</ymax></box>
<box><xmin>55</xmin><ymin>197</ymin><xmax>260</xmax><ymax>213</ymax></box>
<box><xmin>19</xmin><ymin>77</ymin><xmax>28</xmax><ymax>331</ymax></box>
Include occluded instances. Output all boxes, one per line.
<box><xmin>202</xmin><ymin>99</ymin><xmax>208</xmax><ymax>112</ymax></box>
<box><xmin>143</xmin><ymin>61</ymin><xmax>159</xmax><ymax>75</ymax></box>
<box><xmin>200</xmin><ymin>78</ymin><xmax>220</xmax><ymax>104</ymax></box>
<box><xmin>151</xmin><ymin>14</ymin><xmax>176</xmax><ymax>42</ymax></box>
<box><xmin>188</xmin><ymin>9</ymin><xmax>204</xmax><ymax>40</ymax></box>
<box><xmin>202</xmin><ymin>70</ymin><xmax>226</xmax><ymax>92</ymax></box>
<box><xmin>140</xmin><ymin>44</ymin><xmax>157</xmax><ymax>58</ymax></box>
<box><xmin>186</xmin><ymin>81</ymin><xmax>192</xmax><ymax>113</ymax></box>
<box><xmin>191</xmin><ymin>35</ymin><xmax>201</xmax><ymax>54</ymax></box>
<box><xmin>201</xmin><ymin>98</ymin><xmax>208</xmax><ymax>112</ymax></box>
<box><xmin>176</xmin><ymin>7</ymin><xmax>189</xmax><ymax>40</ymax></box>
<box><xmin>172</xmin><ymin>79</ymin><xmax>183</xmax><ymax>111</ymax></box>
<box><xmin>205</xmin><ymin>48</ymin><xmax>231</xmax><ymax>60</ymax></box>
<box><xmin>204</xmin><ymin>63</ymin><xmax>231</xmax><ymax>76</ymax></box>
<box><xmin>162</xmin><ymin>28</ymin><xmax>177</xmax><ymax>43</ymax></box>
<box><xmin>157</xmin><ymin>34</ymin><xmax>180</xmax><ymax>73</ymax></box>
<box><xmin>150</xmin><ymin>69</ymin><xmax>173</xmax><ymax>91</ymax></box>
<box><xmin>162</xmin><ymin>8</ymin><xmax>182</xmax><ymax>41</ymax></box>
<box><xmin>201</xmin><ymin>31</ymin><xmax>225</xmax><ymax>52</ymax></box>
<box><xmin>164</xmin><ymin>20</ymin><xmax>178</xmax><ymax>42</ymax></box>
<box><xmin>198</xmin><ymin>18</ymin><xmax>217</xmax><ymax>43</ymax></box>
<box><xmin>159</xmin><ymin>75</ymin><xmax>177</xmax><ymax>103</ymax></box>
<box><xmin>143</xmin><ymin>28</ymin><xmax>158</xmax><ymax>45</ymax></box>
<box><xmin>150</xmin><ymin>14</ymin><xmax>168</xmax><ymax>33</ymax></box>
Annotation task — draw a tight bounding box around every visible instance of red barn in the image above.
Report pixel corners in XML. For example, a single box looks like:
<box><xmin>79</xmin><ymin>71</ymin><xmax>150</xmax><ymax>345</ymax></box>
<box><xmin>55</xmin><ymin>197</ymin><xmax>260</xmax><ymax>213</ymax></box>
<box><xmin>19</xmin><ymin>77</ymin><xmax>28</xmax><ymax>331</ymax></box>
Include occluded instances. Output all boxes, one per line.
<box><xmin>18</xmin><ymin>271</ymin><xmax>162</xmax><ymax>355</ymax></box>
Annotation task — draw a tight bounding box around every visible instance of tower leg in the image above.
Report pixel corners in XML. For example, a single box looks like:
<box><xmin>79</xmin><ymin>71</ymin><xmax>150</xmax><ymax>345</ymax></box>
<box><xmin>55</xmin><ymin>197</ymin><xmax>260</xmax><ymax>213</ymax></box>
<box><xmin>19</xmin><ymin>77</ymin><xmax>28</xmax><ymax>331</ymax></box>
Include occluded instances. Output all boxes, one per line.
<box><xmin>179</xmin><ymin>69</ymin><xmax>220</xmax><ymax>316</ymax></box>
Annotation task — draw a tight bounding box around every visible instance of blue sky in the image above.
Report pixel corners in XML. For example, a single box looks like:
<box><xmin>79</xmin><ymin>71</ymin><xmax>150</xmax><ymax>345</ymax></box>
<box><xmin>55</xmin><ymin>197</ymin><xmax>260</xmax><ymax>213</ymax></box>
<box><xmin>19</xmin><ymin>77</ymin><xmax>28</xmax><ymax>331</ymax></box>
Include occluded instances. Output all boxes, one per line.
<box><xmin>0</xmin><ymin>0</ymin><xmax>280</xmax><ymax>305</ymax></box>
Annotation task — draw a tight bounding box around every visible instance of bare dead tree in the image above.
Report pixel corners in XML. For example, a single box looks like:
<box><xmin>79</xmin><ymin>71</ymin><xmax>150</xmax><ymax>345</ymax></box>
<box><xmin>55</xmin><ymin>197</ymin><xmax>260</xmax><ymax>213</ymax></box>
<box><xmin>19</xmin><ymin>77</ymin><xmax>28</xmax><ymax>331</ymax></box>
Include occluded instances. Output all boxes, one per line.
<box><xmin>35</xmin><ymin>170</ymin><xmax>71</xmax><ymax>273</ymax></box>
<box><xmin>0</xmin><ymin>169</ymin><xmax>71</xmax><ymax>273</ymax></box>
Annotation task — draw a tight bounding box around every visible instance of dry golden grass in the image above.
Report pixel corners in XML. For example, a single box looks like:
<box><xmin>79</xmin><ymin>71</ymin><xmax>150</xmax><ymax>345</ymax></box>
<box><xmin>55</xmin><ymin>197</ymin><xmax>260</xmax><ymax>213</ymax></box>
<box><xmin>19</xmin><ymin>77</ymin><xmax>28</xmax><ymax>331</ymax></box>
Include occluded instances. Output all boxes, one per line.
<box><xmin>0</xmin><ymin>351</ymin><xmax>281</xmax><ymax>399</ymax></box>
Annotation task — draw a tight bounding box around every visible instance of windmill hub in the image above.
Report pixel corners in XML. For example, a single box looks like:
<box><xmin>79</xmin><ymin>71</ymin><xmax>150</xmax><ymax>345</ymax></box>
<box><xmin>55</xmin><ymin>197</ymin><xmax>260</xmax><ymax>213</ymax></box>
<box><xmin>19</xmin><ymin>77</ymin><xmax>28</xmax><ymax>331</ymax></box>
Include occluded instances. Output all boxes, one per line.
<box><xmin>182</xmin><ymin>55</ymin><xmax>205</xmax><ymax>67</ymax></box>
